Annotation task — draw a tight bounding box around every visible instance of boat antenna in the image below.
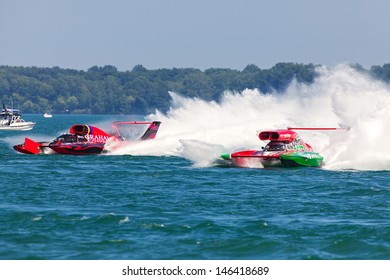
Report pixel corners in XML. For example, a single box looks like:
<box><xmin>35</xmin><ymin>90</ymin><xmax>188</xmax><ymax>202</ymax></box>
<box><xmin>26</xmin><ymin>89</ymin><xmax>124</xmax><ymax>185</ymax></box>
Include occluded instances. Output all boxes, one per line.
<box><xmin>287</xmin><ymin>127</ymin><xmax>350</xmax><ymax>131</ymax></box>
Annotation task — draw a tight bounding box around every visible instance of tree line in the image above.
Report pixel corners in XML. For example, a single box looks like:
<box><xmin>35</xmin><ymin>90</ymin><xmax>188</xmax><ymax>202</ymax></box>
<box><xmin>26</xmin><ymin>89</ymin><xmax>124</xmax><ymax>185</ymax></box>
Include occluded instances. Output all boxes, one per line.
<box><xmin>0</xmin><ymin>62</ymin><xmax>389</xmax><ymax>115</ymax></box>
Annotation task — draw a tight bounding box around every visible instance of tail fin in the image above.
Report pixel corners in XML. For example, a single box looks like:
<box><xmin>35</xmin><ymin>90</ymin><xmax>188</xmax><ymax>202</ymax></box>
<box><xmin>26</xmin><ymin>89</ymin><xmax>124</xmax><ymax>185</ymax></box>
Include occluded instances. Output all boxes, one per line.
<box><xmin>20</xmin><ymin>137</ymin><xmax>42</xmax><ymax>154</ymax></box>
<box><xmin>139</xmin><ymin>121</ymin><xmax>161</xmax><ymax>141</ymax></box>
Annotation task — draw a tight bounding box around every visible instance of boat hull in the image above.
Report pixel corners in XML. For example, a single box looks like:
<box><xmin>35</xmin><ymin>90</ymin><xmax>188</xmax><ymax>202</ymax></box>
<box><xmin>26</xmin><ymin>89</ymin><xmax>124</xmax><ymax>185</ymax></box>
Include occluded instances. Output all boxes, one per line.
<box><xmin>49</xmin><ymin>143</ymin><xmax>105</xmax><ymax>155</ymax></box>
<box><xmin>13</xmin><ymin>138</ymin><xmax>104</xmax><ymax>155</ymax></box>
<box><xmin>0</xmin><ymin>122</ymin><xmax>35</xmax><ymax>131</ymax></box>
<box><xmin>230</xmin><ymin>156</ymin><xmax>282</xmax><ymax>168</ymax></box>
<box><xmin>280</xmin><ymin>152</ymin><xmax>324</xmax><ymax>167</ymax></box>
<box><xmin>221</xmin><ymin>150</ymin><xmax>284</xmax><ymax>168</ymax></box>
<box><xmin>221</xmin><ymin>151</ymin><xmax>324</xmax><ymax>168</ymax></box>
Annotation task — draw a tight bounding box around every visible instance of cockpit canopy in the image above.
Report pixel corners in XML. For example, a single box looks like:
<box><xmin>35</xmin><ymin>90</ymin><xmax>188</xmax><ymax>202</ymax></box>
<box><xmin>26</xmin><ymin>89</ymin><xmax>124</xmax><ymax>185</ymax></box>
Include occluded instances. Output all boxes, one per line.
<box><xmin>53</xmin><ymin>133</ymin><xmax>88</xmax><ymax>143</ymax></box>
<box><xmin>264</xmin><ymin>141</ymin><xmax>287</xmax><ymax>152</ymax></box>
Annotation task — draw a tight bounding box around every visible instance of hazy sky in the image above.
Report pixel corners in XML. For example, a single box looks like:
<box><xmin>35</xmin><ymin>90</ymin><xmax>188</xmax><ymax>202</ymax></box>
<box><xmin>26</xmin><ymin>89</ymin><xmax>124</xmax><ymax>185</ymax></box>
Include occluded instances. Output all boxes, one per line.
<box><xmin>1</xmin><ymin>0</ymin><xmax>389</xmax><ymax>71</ymax></box>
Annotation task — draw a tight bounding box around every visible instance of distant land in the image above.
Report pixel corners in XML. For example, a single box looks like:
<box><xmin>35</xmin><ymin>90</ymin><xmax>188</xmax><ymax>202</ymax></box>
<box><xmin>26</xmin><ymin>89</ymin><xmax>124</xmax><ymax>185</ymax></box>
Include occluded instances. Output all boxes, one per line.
<box><xmin>1</xmin><ymin>63</ymin><xmax>389</xmax><ymax>115</ymax></box>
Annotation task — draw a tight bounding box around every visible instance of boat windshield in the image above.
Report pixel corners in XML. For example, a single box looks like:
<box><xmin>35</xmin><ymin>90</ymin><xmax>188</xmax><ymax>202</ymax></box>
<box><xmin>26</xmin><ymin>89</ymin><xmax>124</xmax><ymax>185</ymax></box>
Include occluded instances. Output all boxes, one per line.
<box><xmin>53</xmin><ymin>134</ymin><xmax>89</xmax><ymax>143</ymax></box>
<box><xmin>55</xmin><ymin>134</ymin><xmax>78</xmax><ymax>143</ymax></box>
<box><xmin>264</xmin><ymin>142</ymin><xmax>286</xmax><ymax>151</ymax></box>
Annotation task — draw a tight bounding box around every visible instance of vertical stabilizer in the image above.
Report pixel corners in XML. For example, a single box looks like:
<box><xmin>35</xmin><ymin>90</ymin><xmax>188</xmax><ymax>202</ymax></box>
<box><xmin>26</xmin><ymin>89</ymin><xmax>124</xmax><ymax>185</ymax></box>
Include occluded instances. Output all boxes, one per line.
<box><xmin>139</xmin><ymin>121</ymin><xmax>161</xmax><ymax>141</ymax></box>
<box><xmin>24</xmin><ymin>137</ymin><xmax>41</xmax><ymax>154</ymax></box>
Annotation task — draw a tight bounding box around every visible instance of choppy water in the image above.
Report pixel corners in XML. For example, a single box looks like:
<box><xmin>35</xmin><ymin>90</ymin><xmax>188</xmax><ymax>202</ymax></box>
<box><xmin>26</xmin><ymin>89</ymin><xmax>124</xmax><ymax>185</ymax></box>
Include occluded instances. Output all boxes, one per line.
<box><xmin>0</xmin><ymin>114</ymin><xmax>389</xmax><ymax>260</ymax></box>
<box><xmin>1</xmin><ymin>65</ymin><xmax>390</xmax><ymax>259</ymax></box>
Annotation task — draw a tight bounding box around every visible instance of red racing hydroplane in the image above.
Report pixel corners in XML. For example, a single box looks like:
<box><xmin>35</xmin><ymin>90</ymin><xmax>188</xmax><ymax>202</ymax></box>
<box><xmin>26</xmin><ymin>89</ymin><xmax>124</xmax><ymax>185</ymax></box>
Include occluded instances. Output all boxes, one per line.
<box><xmin>13</xmin><ymin>121</ymin><xmax>161</xmax><ymax>155</ymax></box>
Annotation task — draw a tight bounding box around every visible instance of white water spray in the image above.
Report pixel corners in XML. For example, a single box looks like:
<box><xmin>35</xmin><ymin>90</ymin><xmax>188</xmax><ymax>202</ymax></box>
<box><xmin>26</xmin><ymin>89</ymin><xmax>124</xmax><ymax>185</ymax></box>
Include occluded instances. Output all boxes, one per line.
<box><xmin>110</xmin><ymin>64</ymin><xmax>390</xmax><ymax>171</ymax></box>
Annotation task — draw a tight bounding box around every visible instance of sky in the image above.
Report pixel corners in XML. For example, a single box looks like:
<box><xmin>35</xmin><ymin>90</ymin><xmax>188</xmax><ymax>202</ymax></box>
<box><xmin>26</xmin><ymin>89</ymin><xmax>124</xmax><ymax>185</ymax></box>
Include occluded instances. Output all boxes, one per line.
<box><xmin>1</xmin><ymin>0</ymin><xmax>389</xmax><ymax>71</ymax></box>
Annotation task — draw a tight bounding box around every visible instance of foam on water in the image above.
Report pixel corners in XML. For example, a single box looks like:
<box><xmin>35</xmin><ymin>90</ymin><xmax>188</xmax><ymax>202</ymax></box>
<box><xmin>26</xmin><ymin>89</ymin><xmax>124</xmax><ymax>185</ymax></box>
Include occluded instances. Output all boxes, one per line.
<box><xmin>109</xmin><ymin>64</ymin><xmax>390</xmax><ymax>171</ymax></box>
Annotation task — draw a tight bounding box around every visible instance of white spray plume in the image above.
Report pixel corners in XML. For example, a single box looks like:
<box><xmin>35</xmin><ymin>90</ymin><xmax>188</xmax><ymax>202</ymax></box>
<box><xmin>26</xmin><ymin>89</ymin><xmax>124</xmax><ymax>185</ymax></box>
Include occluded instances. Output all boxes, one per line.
<box><xmin>108</xmin><ymin>64</ymin><xmax>390</xmax><ymax>171</ymax></box>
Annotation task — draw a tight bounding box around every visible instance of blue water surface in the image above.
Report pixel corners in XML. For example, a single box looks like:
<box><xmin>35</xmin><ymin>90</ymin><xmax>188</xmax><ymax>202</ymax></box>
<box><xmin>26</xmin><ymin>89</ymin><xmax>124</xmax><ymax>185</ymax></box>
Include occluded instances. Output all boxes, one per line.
<box><xmin>0</xmin><ymin>115</ymin><xmax>389</xmax><ymax>260</ymax></box>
